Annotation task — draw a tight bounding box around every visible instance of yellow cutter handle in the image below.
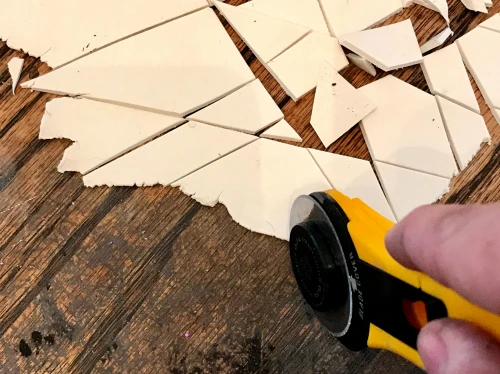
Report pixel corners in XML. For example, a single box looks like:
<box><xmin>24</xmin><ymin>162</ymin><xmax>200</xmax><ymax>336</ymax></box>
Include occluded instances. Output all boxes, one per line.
<box><xmin>327</xmin><ymin>190</ymin><xmax>500</xmax><ymax>368</ymax></box>
<box><xmin>366</xmin><ymin>274</ymin><xmax>500</xmax><ymax>368</ymax></box>
<box><xmin>367</xmin><ymin>324</ymin><xmax>424</xmax><ymax>368</ymax></box>
<box><xmin>420</xmin><ymin>273</ymin><xmax>500</xmax><ymax>340</ymax></box>
<box><xmin>366</xmin><ymin>266</ymin><xmax>500</xmax><ymax>368</ymax></box>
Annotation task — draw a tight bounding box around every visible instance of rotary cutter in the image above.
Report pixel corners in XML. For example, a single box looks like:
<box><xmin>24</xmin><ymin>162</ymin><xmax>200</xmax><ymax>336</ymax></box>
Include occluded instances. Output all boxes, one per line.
<box><xmin>289</xmin><ymin>190</ymin><xmax>500</xmax><ymax>368</ymax></box>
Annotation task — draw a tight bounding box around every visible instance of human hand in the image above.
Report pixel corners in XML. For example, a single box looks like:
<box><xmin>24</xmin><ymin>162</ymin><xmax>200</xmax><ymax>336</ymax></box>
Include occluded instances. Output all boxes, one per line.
<box><xmin>385</xmin><ymin>204</ymin><xmax>500</xmax><ymax>374</ymax></box>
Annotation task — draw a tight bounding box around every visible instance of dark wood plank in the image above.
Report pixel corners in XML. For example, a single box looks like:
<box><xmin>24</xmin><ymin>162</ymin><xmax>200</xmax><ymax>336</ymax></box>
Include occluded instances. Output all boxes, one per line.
<box><xmin>1</xmin><ymin>0</ymin><xmax>500</xmax><ymax>373</ymax></box>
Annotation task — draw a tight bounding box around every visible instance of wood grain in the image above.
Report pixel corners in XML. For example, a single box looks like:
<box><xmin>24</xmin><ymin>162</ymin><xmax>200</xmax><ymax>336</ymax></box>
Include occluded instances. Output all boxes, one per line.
<box><xmin>1</xmin><ymin>1</ymin><xmax>500</xmax><ymax>372</ymax></box>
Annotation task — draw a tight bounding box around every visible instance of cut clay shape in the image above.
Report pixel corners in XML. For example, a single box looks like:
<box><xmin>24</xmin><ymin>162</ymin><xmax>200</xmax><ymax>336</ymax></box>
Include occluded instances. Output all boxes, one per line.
<box><xmin>187</xmin><ymin>79</ymin><xmax>283</xmax><ymax>134</ymax></box>
<box><xmin>460</xmin><ymin>0</ymin><xmax>488</xmax><ymax>12</ymax></box>
<box><xmin>413</xmin><ymin>0</ymin><xmax>449</xmax><ymax>23</ymax></box>
<box><xmin>261</xmin><ymin>119</ymin><xmax>302</xmax><ymax>142</ymax></box>
<box><xmin>436</xmin><ymin>96</ymin><xmax>490</xmax><ymax>170</ymax></box>
<box><xmin>374</xmin><ymin>161</ymin><xmax>451</xmax><ymax>221</ymax></box>
<box><xmin>173</xmin><ymin>138</ymin><xmax>332</xmax><ymax>240</ymax></box>
<box><xmin>421</xmin><ymin>43</ymin><xmax>480</xmax><ymax>114</ymax></box>
<box><xmin>347</xmin><ymin>53</ymin><xmax>377</xmax><ymax>76</ymax></box>
<box><xmin>457</xmin><ymin>27</ymin><xmax>500</xmax><ymax>116</ymax></box>
<box><xmin>0</xmin><ymin>0</ymin><xmax>209</xmax><ymax>68</ymax></box>
<box><xmin>339</xmin><ymin>20</ymin><xmax>422</xmax><ymax>71</ymax></box>
<box><xmin>266</xmin><ymin>31</ymin><xmax>348</xmax><ymax>101</ymax></box>
<box><xmin>479</xmin><ymin>14</ymin><xmax>500</xmax><ymax>33</ymax></box>
<box><xmin>83</xmin><ymin>122</ymin><xmax>257</xmax><ymax>187</ymax></box>
<box><xmin>310</xmin><ymin>61</ymin><xmax>376</xmax><ymax>148</ymax></box>
<box><xmin>213</xmin><ymin>0</ymin><xmax>310</xmax><ymax>63</ymax></box>
<box><xmin>39</xmin><ymin>98</ymin><xmax>185</xmax><ymax>174</ymax></box>
<box><xmin>21</xmin><ymin>8</ymin><xmax>255</xmax><ymax>116</ymax></box>
<box><xmin>485</xmin><ymin>0</ymin><xmax>493</xmax><ymax>7</ymax></box>
<box><xmin>308</xmin><ymin>149</ymin><xmax>395</xmax><ymax>221</ymax></box>
<box><xmin>420</xmin><ymin>27</ymin><xmax>453</xmax><ymax>54</ymax></box>
<box><xmin>359</xmin><ymin>75</ymin><xmax>458</xmax><ymax>179</ymax></box>
<box><xmin>7</xmin><ymin>57</ymin><xmax>24</xmax><ymax>95</ymax></box>
<box><xmin>319</xmin><ymin>0</ymin><xmax>402</xmax><ymax>37</ymax></box>
<box><xmin>241</xmin><ymin>0</ymin><xmax>329</xmax><ymax>34</ymax></box>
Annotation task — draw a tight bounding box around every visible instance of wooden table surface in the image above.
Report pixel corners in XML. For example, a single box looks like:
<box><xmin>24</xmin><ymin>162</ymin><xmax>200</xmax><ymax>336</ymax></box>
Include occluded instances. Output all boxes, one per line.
<box><xmin>1</xmin><ymin>1</ymin><xmax>500</xmax><ymax>373</ymax></box>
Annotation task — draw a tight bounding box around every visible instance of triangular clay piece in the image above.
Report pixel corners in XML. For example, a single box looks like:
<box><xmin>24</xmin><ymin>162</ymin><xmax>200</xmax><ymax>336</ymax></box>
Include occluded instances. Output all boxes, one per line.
<box><xmin>213</xmin><ymin>0</ymin><xmax>310</xmax><ymax>63</ymax></box>
<box><xmin>359</xmin><ymin>75</ymin><xmax>458</xmax><ymax>178</ymax></box>
<box><xmin>266</xmin><ymin>32</ymin><xmax>348</xmax><ymax>101</ymax></box>
<box><xmin>347</xmin><ymin>53</ymin><xmax>377</xmax><ymax>76</ymax></box>
<box><xmin>0</xmin><ymin>0</ymin><xmax>209</xmax><ymax>68</ymax></box>
<box><xmin>421</xmin><ymin>43</ymin><xmax>480</xmax><ymax>114</ymax></box>
<box><xmin>260</xmin><ymin>119</ymin><xmax>302</xmax><ymax>142</ymax></box>
<box><xmin>479</xmin><ymin>14</ymin><xmax>500</xmax><ymax>33</ymax></box>
<box><xmin>457</xmin><ymin>27</ymin><xmax>500</xmax><ymax>115</ymax></box>
<box><xmin>187</xmin><ymin>79</ymin><xmax>283</xmax><ymax>134</ymax></box>
<box><xmin>173</xmin><ymin>138</ymin><xmax>332</xmax><ymax>240</ymax></box>
<box><xmin>413</xmin><ymin>0</ymin><xmax>449</xmax><ymax>23</ymax></box>
<box><xmin>339</xmin><ymin>20</ymin><xmax>422</xmax><ymax>71</ymax></box>
<box><xmin>21</xmin><ymin>8</ymin><xmax>255</xmax><ymax>116</ymax></box>
<box><xmin>7</xmin><ymin>57</ymin><xmax>24</xmax><ymax>95</ymax></box>
<box><xmin>319</xmin><ymin>0</ymin><xmax>402</xmax><ymax>37</ymax></box>
<box><xmin>308</xmin><ymin>149</ymin><xmax>395</xmax><ymax>221</ymax></box>
<box><xmin>460</xmin><ymin>0</ymin><xmax>488</xmax><ymax>13</ymax></box>
<box><xmin>83</xmin><ymin>122</ymin><xmax>257</xmax><ymax>187</ymax></box>
<box><xmin>39</xmin><ymin>98</ymin><xmax>185</xmax><ymax>174</ymax></box>
<box><xmin>310</xmin><ymin>61</ymin><xmax>376</xmax><ymax>148</ymax></box>
<box><xmin>374</xmin><ymin>161</ymin><xmax>451</xmax><ymax>221</ymax></box>
<box><xmin>436</xmin><ymin>96</ymin><xmax>491</xmax><ymax>170</ymax></box>
<box><xmin>241</xmin><ymin>0</ymin><xmax>329</xmax><ymax>34</ymax></box>
<box><xmin>420</xmin><ymin>27</ymin><xmax>453</xmax><ymax>54</ymax></box>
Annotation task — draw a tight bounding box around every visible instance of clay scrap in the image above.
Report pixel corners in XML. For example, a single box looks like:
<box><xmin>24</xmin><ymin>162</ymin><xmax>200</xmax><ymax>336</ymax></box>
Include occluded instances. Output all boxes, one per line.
<box><xmin>7</xmin><ymin>57</ymin><xmax>24</xmax><ymax>94</ymax></box>
<box><xmin>339</xmin><ymin>20</ymin><xmax>423</xmax><ymax>71</ymax></box>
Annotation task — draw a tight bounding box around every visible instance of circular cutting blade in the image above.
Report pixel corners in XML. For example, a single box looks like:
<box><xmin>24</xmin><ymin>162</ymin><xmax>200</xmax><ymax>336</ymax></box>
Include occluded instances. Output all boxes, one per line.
<box><xmin>289</xmin><ymin>194</ymin><xmax>353</xmax><ymax>337</ymax></box>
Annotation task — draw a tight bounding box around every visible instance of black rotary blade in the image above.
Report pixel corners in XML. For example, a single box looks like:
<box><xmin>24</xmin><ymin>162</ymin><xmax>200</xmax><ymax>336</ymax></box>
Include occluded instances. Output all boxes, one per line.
<box><xmin>289</xmin><ymin>194</ymin><xmax>352</xmax><ymax>336</ymax></box>
<box><xmin>289</xmin><ymin>192</ymin><xmax>370</xmax><ymax>351</ymax></box>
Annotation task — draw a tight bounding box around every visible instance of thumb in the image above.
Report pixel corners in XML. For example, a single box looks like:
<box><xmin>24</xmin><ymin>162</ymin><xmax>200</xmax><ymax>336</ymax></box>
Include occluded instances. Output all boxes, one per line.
<box><xmin>418</xmin><ymin>319</ymin><xmax>500</xmax><ymax>374</ymax></box>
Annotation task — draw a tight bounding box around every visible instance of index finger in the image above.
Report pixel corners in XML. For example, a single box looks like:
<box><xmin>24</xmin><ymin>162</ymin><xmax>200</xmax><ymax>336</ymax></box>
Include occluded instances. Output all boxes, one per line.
<box><xmin>385</xmin><ymin>203</ymin><xmax>500</xmax><ymax>314</ymax></box>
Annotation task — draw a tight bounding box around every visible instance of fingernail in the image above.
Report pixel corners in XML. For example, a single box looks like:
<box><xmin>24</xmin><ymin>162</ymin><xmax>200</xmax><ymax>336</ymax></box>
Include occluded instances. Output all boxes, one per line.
<box><xmin>384</xmin><ymin>226</ymin><xmax>401</xmax><ymax>255</ymax></box>
<box><xmin>418</xmin><ymin>322</ymin><xmax>448</xmax><ymax>374</ymax></box>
